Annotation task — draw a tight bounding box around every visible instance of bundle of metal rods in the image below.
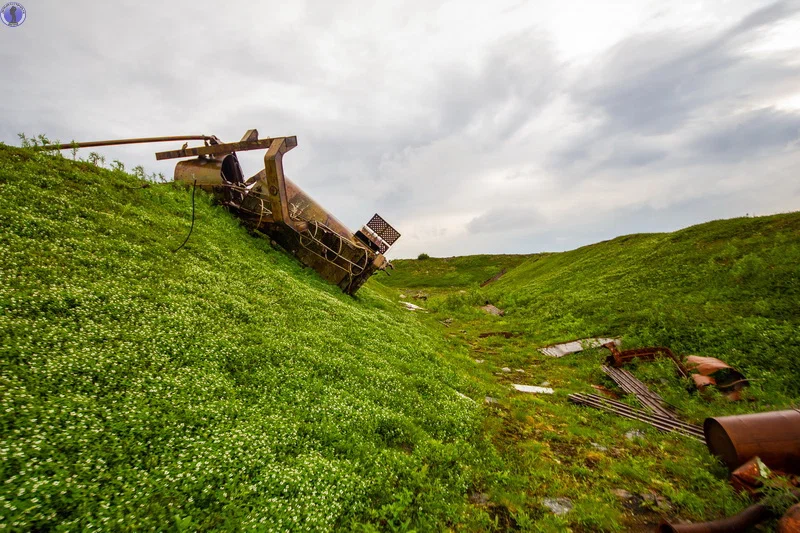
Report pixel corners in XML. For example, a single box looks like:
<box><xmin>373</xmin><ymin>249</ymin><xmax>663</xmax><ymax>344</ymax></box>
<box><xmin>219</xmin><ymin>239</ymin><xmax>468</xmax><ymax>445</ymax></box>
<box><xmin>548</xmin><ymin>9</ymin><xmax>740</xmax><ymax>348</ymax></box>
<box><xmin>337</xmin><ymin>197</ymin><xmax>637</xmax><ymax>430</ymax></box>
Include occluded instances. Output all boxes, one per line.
<box><xmin>568</xmin><ymin>393</ymin><xmax>704</xmax><ymax>441</ymax></box>
<box><xmin>601</xmin><ymin>365</ymin><xmax>677</xmax><ymax>419</ymax></box>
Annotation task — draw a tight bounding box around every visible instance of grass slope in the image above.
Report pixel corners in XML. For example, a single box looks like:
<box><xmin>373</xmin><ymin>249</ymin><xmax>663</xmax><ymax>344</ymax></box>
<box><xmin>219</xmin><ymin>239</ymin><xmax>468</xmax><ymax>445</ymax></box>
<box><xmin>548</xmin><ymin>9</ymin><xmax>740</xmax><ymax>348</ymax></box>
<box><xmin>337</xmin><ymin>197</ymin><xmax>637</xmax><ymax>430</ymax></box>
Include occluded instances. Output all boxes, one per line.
<box><xmin>488</xmin><ymin>215</ymin><xmax>800</xmax><ymax>397</ymax></box>
<box><xmin>383</xmin><ymin>255</ymin><xmax>531</xmax><ymax>291</ymax></box>
<box><xmin>375</xmin><ymin>215</ymin><xmax>800</xmax><ymax>531</ymax></box>
<box><xmin>0</xmin><ymin>146</ymin><xmax>495</xmax><ymax>531</ymax></box>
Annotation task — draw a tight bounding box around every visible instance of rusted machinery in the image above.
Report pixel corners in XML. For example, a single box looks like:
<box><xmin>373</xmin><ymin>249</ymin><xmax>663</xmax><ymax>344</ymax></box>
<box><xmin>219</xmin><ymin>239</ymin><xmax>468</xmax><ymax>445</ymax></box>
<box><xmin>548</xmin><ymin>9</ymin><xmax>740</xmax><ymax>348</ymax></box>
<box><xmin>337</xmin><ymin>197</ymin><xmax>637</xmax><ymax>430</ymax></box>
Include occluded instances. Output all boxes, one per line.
<box><xmin>45</xmin><ymin>130</ymin><xmax>400</xmax><ymax>295</ymax></box>
<box><xmin>704</xmin><ymin>409</ymin><xmax>800</xmax><ymax>473</ymax></box>
<box><xmin>659</xmin><ymin>410</ymin><xmax>800</xmax><ymax>532</ymax></box>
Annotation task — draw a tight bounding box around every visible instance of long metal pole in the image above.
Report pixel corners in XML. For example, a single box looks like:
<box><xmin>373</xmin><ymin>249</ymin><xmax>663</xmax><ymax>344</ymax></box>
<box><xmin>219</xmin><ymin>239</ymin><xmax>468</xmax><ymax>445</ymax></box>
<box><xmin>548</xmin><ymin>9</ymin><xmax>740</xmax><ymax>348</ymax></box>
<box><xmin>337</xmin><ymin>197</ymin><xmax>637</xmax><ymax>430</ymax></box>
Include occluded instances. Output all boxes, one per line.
<box><xmin>38</xmin><ymin>135</ymin><xmax>213</xmax><ymax>151</ymax></box>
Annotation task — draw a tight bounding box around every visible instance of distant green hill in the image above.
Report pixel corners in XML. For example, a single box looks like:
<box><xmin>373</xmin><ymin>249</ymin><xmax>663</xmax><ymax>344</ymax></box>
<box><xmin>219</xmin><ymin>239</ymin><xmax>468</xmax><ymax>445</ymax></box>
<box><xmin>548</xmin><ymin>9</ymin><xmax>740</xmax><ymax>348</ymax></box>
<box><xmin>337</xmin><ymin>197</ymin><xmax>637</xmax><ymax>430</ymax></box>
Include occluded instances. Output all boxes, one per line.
<box><xmin>384</xmin><ymin>214</ymin><xmax>800</xmax><ymax>396</ymax></box>
<box><xmin>0</xmin><ymin>145</ymin><xmax>489</xmax><ymax>531</ymax></box>
<box><xmin>383</xmin><ymin>254</ymin><xmax>531</xmax><ymax>290</ymax></box>
<box><xmin>485</xmin><ymin>214</ymin><xmax>800</xmax><ymax>396</ymax></box>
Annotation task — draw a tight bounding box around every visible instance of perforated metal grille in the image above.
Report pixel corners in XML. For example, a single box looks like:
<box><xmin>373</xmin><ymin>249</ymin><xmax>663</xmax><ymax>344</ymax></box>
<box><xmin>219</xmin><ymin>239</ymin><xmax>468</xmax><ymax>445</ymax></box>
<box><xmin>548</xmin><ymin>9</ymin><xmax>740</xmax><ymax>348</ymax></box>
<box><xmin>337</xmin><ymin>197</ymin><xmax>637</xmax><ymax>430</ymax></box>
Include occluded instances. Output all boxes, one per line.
<box><xmin>366</xmin><ymin>214</ymin><xmax>401</xmax><ymax>247</ymax></box>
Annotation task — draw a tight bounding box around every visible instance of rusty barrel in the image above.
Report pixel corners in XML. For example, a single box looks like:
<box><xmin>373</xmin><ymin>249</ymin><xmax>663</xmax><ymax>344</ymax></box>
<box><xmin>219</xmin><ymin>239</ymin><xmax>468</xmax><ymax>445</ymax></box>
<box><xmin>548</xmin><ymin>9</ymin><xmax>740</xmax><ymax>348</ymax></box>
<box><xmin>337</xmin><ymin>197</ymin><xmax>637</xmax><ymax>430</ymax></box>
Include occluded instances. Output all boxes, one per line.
<box><xmin>704</xmin><ymin>409</ymin><xmax>800</xmax><ymax>472</ymax></box>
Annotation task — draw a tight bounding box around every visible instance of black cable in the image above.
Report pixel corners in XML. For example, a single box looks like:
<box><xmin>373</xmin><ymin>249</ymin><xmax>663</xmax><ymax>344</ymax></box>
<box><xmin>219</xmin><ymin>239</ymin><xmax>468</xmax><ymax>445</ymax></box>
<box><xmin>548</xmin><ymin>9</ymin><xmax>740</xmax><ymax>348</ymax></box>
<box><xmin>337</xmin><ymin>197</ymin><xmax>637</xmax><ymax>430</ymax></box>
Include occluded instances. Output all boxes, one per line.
<box><xmin>173</xmin><ymin>180</ymin><xmax>196</xmax><ymax>253</ymax></box>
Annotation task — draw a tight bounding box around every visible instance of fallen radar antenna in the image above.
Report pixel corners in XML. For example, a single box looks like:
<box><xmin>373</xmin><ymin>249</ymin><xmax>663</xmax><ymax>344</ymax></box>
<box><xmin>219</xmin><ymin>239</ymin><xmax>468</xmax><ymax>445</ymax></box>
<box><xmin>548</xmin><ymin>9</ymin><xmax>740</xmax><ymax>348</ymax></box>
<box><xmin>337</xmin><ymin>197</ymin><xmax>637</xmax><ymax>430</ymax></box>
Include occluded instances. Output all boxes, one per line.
<box><xmin>43</xmin><ymin>130</ymin><xmax>400</xmax><ymax>295</ymax></box>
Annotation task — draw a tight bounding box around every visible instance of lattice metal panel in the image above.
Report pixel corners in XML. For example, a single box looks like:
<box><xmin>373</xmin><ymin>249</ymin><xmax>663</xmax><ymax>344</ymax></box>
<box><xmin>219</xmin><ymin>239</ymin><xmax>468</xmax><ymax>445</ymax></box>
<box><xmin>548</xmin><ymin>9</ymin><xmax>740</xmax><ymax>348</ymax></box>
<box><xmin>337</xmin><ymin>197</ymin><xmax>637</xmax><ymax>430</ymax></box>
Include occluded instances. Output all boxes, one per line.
<box><xmin>366</xmin><ymin>213</ymin><xmax>401</xmax><ymax>247</ymax></box>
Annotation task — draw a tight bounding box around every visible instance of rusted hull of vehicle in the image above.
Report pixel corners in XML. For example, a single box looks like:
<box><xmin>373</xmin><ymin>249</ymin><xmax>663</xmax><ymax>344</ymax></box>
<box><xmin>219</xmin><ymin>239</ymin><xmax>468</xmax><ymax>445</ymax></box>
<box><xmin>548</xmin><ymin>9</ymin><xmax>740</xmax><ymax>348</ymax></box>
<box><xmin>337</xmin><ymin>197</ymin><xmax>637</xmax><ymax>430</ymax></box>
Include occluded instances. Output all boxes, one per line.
<box><xmin>170</xmin><ymin>134</ymin><xmax>398</xmax><ymax>295</ymax></box>
<box><xmin>45</xmin><ymin>131</ymin><xmax>400</xmax><ymax>295</ymax></box>
<box><xmin>603</xmin><ymin>343</ymin><xmax>688</xmax><ymax>377</ymax></box>
<box><xmin>704</xmin><ymin>409</ymin><xmax>800</xmax><ymax>473</ymax></box>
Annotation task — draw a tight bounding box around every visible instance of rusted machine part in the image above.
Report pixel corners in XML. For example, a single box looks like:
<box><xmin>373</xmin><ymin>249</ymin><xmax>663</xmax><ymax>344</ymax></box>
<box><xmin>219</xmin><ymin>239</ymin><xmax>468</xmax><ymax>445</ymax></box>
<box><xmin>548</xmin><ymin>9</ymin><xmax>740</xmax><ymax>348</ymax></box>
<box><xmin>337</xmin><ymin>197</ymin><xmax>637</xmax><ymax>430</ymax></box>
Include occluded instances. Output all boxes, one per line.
<box><xmin>155</xmin><ymin>135</ymin><xmax>297</xmax><ymax>161</ymax></box>
<box><xmin>730</xmin><ymin>456</ymin><xmax>768</xmax><ymax>494</ymax></box>
<box><xmin>45</xmin><ymin>129</ymin><xmax>399</xmax><ymax>295</ymax></box>
<box><xmin>704</xmin><ymin>410</ymin><xmax>800</xmax><ymax>473</ymax></box>
<box><xmin>779</xmin><ymin>502</ymin><xmax>800</xmax><ymax>533</ymax></box>
<box><xmin>568</xmin><ymin>393</ymin><xmax>704</xmax><ymax>440</ymax></box>
<box><xmin>602</xmin><ymin>343</ymin><xmax>688</xmax><ymax>377</ymax></box>
<box><xmin>40</xmin><ymin>135</ymin><xmax>216</xmax><ymax>151</ymax></box>
<box><xmin>172</xmin><ymin>133</ymin><xmax>398</xmax><ymax>295</ymax></box>
<box><xmin>657</xmin><ymin>502</ymin><xmax>770</xmax><ymax>532</ymax></box>
<box><xmin>686</xmin><ymin>355</ymin><xmax>748</xmax><ymax>393</ymax></box>
<box><xmin>601</xmin><ymin>365</ymin><xmax>677</xmax><ymax>419</ymax></box>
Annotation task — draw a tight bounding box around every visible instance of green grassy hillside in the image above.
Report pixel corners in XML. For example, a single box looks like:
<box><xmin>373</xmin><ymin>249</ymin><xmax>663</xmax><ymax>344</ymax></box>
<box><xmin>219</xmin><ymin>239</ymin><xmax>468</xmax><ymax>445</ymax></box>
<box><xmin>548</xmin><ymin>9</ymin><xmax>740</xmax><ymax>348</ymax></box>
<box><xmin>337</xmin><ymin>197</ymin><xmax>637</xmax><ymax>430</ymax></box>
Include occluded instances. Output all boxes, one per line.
<box><xmin>384</xmin><ymin>254</ymin><xmax>531</xmax><ymax>291</ymax></box>
<box><xmin>486</xmin><ymin>215</ymin><xmax>800</xmax><ymax>396</ymax></box>
<box><xmin>0</xmin><ymin>146</ymin><xmax>494</xmax><ymax>531</ymax></box>
<box><xmin>3</xmin><ymin>143</ymin><xmax>798</xmax><ymax>532</ymax></box>
<box><xmin>375</xmin><ymin>214</ymin><xmax>800</xmax><ymax>531</ymax></box>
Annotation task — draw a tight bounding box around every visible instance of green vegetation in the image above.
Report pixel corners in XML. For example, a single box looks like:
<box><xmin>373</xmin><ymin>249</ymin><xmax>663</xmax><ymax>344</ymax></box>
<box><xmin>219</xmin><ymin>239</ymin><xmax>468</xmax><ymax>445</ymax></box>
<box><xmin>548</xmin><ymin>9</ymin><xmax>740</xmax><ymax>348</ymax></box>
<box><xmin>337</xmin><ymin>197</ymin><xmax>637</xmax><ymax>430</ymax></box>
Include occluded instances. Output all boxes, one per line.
<box><xmin>0</xmin><ymin>145</ymin><xmax>497</xmax><ymax>531</ymax></box>
<box><xmin>487</xmin><ymin>215</ymin><xmax>800</xmax><ymax>397</ymax></box>
<box><xmin>2</xmin><ymin>142</ymin><xmax>798</xmax><ymax>531</ymax></box>
<box><xmin>417</xmin><ymin>253</ymin><xmax>430</xmax><ymax>261</ymax></box>
<box><xmin>385</xmin><ymin>254</ymin><xmax>530</xmax><ymax>291</ymax></box>
<box><xmin>379</xmin><ymin>215</ymin><xmax>800</xmax><ymax>530</ymax></box>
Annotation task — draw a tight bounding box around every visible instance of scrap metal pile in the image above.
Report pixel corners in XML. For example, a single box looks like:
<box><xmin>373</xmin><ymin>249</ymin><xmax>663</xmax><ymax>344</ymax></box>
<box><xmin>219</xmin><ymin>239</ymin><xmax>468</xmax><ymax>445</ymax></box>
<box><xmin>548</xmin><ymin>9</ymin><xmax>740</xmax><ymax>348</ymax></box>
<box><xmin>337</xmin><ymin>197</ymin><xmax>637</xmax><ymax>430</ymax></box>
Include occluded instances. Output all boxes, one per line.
<box><xmin>545</xmin><ymin>337</ymin><xmax>800</xmax><ymax>531</ymax></box>
<box><xmin>47</xmin><ymin>130</ymin><xmax>400</xmax><ymax>295</ymax></box>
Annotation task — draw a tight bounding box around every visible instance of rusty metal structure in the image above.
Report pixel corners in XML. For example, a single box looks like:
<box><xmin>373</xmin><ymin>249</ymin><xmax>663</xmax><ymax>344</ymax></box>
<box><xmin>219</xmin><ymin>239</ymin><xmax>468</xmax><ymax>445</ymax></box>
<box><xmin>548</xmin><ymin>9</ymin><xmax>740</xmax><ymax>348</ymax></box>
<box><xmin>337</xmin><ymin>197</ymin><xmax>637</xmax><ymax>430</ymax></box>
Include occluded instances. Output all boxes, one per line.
<box><xmin>658</xmin><ymin>502</ymin><xmax>772</xmax><ymax>533</ymax></box>
<box><xmin>601</xmin><ymin>365</ymin><xmax>678</xmax><ymax>419</ymax></box>
<box><xmin>44</xmin><ymin>131</ymin><xmax>400</xmax><ymax>295</ymax></box>
<box><xmin>603</xmin><ymin>343</ymin><xmax>689</xmax><ymax>377</ymax></box>
<box><xmin>568</xmin><ymin>393</ymin><xmax>704</xmax><ymax>440</ymax></box>
<box><xmin>704</xmin><ymin>409</ymin><xmax>800</xmax><ymax>473</ymax></box>
<box><xmin>686</xmin><ymin>355</ymin><xmax>749</xmax><ymax>400</ymax></box>
<box><xmin>659</xmin><ymin>489</ymin><xmax>800</xmax><ymax>532</ymax></box>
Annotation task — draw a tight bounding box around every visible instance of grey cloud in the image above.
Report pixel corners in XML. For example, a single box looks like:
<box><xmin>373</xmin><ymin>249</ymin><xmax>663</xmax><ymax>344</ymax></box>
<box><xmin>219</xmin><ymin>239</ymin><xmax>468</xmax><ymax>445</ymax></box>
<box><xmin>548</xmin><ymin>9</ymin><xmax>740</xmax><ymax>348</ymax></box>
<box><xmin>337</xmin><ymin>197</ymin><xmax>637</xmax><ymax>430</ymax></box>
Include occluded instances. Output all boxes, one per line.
<box><xmin>553</xmin><ymin>1</ymin><xmax>800</xmax><ymax>173</ymax></box>
<box><xmin>466</xmin><ymin>206</ymin><xmax>545</xmax><ymax>234</ymax></box>
<box><xmin>432</xmin><ymin>31</ymin><xmax>559</xmax><ymax>140</ymax></box>
<box><xmin>688</xmin><ymin>108</ymin><xmax>800</xmax><ymax>162</ymax></box>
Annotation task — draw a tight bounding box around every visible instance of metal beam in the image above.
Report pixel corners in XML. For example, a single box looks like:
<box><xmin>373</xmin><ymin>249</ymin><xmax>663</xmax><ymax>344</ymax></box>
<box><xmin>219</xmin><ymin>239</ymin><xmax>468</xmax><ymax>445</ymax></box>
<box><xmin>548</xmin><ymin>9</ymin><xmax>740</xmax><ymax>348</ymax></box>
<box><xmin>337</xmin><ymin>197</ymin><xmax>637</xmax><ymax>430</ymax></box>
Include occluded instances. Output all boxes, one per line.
<box><xmin>155</xmin><ymin>136</ymin><xmax>298</xmax><ymax>161</ymax></box>
<box><xmin>40</xmin><ymin>135</ymin><xmax>214</xmax><ymax>151</ymax></box>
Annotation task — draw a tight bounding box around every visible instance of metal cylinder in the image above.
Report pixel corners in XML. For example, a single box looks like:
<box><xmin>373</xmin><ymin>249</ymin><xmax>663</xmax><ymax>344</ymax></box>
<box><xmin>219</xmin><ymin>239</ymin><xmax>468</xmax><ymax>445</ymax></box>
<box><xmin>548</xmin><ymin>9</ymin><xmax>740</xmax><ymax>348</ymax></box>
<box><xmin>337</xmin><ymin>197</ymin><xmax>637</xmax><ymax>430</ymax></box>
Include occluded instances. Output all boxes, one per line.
<box><xmin>174</xmin><ymin>154</ymin><xmax>243</xmax><ymax>190</ymax></box>
<box><xmin>704</xmin><ymin>409</ymin><xmax>800</xmax><ymax>472</ymax></box>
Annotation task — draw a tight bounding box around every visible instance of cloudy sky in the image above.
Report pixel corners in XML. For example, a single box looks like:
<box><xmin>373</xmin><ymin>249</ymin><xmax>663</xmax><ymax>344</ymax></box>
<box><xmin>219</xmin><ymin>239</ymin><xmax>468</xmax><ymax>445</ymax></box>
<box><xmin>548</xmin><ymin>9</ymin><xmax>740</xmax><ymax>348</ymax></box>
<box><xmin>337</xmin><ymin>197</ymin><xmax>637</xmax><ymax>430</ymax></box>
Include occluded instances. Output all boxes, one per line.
<box><xmin>2</xmin><ymin>1</ymin><xmax>799</xmax><ymax>258</ymax></box>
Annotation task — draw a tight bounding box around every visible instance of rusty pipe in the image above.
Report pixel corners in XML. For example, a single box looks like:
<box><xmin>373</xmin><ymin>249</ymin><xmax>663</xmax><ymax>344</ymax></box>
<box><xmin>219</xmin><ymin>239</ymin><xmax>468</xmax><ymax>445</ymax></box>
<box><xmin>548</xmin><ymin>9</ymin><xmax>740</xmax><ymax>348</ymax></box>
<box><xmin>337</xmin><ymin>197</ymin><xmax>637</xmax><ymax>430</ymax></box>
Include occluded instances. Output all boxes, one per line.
<box><xmin>657</xmin><ymin>503</ymin><xmax>769</xmax><ymax>532</ymax></box>
<box><xmin>659</xmin><ymin>490</ymin><xmax>800</xmax><ymax>533</ymax></box>
<box><xmin>38</xmin><ymin>135</ymin><xmax>213</xmax><ymax>151</ymax></box>
<box><xmin>704</xmin><ymin>409</ymin><xmax>800</xmax><ymax>473</ymax></box>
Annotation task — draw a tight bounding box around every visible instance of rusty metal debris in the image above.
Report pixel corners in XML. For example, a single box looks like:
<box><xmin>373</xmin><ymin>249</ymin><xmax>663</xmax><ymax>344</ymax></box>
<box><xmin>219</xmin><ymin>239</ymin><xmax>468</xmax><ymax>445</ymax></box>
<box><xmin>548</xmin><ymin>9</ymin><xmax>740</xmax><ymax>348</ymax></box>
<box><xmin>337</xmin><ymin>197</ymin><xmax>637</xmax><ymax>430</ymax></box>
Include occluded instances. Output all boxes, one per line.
<box><xmin>730</xmin><ymin>456</ymin><xmax>770</xmax><ymax>494</ymax></box>
<box><xmin>43</xmin><ymin>131</ymin><xmax>400</xmax><ymax>295</ymax></box>
<box><xmin>661</xmin><ymin>410</ymin><xmax>800</xmax><ymax>531</ymax></box>
<box><xmin>568</xmin><ymin>393</ymin><xmax>704</xmax><ymax>441</ymax></box>
<box><xmin>704</xmin><ymin>409</ymin><xmax>800</xmax><ymax>473</ymax></box>
<box><xmin>539</xmin><ymin>337</ymin><xmax>620</xmax><ymax>358</ymax></box>
<box><xmin>658</xmin><ymin>502</ymin><xmax>772</xmax><ymax>532</ymax></box>
<box><xmin>659</xmin><ymin>489</ymin><xmax>800</xmax><ymax>532</ymax></box>
<box><xmin>686</xmin><ymin>355</ymin><xmax>749</xmax><ymax>399</ymax></box>
<box><xmin>603</xmin><ymin>343</ymin><xmax>688</xmax><ymax>377</ymax></box>
<box><xmin>601</xmin><ymin>365</ymin><xmax>677</xmax><ymax>420</ymax></box>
